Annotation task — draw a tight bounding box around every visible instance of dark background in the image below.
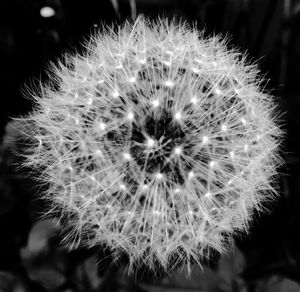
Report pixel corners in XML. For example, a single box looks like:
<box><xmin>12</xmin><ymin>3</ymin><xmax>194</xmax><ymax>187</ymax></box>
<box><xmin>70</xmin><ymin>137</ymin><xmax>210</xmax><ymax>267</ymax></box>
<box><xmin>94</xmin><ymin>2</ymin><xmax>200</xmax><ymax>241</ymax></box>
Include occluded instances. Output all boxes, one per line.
<box><xmin>0</xmin><ymin>0</ymin><xmax>300</xmax><ymax>291</ymax></box>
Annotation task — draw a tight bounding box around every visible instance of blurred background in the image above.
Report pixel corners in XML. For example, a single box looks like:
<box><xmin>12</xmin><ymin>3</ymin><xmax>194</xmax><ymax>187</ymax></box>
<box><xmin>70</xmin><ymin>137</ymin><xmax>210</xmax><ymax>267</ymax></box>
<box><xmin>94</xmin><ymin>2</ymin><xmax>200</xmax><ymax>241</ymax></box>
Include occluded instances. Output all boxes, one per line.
<box><xmin>0</xmin><ymin>0</ymin><xmax>300</xmax><ymax>291</ymax></box>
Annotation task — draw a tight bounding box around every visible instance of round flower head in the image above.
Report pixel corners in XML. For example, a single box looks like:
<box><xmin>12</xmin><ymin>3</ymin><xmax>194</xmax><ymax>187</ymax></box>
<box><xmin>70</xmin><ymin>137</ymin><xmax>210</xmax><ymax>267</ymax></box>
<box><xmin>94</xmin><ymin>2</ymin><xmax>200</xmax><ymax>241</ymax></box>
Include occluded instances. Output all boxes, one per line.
<box><xmin>18</xmin><ymin>17</ymin><xmax>282</xmax><ymax>274</ymax></box>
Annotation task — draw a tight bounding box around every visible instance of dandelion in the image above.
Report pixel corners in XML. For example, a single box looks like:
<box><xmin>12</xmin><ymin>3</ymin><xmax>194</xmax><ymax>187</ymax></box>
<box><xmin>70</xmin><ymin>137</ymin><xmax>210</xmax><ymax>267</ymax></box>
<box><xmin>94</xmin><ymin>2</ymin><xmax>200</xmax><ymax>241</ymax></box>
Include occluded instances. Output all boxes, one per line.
<box><xmin>16</xmin><ymin>17</ymin><xmax>282</xmax><ymax>274</ymax></box>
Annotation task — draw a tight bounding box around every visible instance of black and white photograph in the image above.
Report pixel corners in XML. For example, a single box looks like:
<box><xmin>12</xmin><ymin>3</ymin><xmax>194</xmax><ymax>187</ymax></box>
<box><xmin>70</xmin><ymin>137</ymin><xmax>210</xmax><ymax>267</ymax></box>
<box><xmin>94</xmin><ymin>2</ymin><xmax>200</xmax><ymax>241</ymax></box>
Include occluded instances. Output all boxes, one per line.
<box><xmin>0</xmin><ymin>1</ymin><xmax>299</xmax><ymax>291</ymax></box>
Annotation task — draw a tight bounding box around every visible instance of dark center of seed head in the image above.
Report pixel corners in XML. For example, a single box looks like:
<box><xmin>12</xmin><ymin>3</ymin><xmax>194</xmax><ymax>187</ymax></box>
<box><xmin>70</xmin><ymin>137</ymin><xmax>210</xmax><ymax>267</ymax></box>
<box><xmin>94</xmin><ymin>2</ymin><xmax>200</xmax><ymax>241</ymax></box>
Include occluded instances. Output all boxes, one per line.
<box><xmin>130</xmin><ymin>110</ymin><xmax>188</xmax><ymax>184</ymax></box>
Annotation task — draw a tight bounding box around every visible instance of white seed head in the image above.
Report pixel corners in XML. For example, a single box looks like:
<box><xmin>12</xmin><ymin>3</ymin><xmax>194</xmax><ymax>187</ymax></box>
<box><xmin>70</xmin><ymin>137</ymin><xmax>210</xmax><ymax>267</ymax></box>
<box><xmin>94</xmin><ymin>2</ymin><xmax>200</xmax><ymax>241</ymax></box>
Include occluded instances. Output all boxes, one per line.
<box><xmin>16</xmin><ymin>16</ymin><xmax>283</xmax><ymax>275</ymax></box>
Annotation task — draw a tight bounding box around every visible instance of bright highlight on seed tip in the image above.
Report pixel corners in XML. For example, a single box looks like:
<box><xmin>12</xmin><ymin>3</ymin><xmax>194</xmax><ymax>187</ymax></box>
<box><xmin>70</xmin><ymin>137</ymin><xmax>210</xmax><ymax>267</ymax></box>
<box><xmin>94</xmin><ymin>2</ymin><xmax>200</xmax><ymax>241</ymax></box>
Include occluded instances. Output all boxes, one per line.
<box><xmin>95</xmin><ymin>149</ymin><xmax>102</xmax><ymax>156</ymax></box>
<box><xmin>215</xmin><ymin>88</ymin><xmax>222</xmax><ymax>95</ymax></box>
<box><xmin>129</xmin><ymin>77</ymin><xmax>136</xmax><ymax>83</ymax></box>
<box><xmin>120</xmin><ymin>184</ymin><xmax>126</xmax><ymax>190</ymax></box>
<box><xmin>147</xmin><ymin>138</ymin><xmax>155</xmax><ymax>147</ymax></box>
<box><xmin>221</xmin><ymin>124</ymin><xmax>227</xmax><ymax>132</ymax></box>
<box><xmin>165</xmin><ymin>80</ymin><xmax>175</xmax><ymax>87</ymax></box>
<box><xmin>152</xmin><ymin>99</ymin><xmax>159</xmax><ymax>107</ymax></box>
<box><xmin>127</xmin><ymin>112</ymin><xmax>134</xmax><ymax>120</ymax></box>
<box><xmin>241</xmin><ymin>118</ymin><xmax>247</xmax><ymax>125</ymax></box>
<box><xmin>174</xmin><ymin>147</ymin><xmax>181</xmax><ymax>155</ymax></box>
<box><xmin>156</xmin><ymin>173</ymin><xmax>163</xmax><ymax>180</ymax></box>
<box><xmin>174</xmin><ymin>112</ymin><xmax>182</xmax><ymax>120</ymax></box>
<box><xmin>112</xmin><ymin>90</ymin><xmax>119</xmax><ymax>98</ymax></box>
<box><xmin>99</xmin><ymin>122</ymin><xmax>106</xmax><ymax>130</ymax></box>
<box><xmin>188</xmin><ymin>171</ymin><xmax>194</xmax><ymax>178</ymax></box>
<box><xmin>191</xmin><ymin>97</ymin><xmax>197</xmax><ymax>104</ymax></box>
<box><xmin>40</xmin><ymin>6</ymin><xmax>55</xmax><ymax>18</ymax></box>
<box><xmin>202</xmin><ymin>136</ymin><xmax>209</xmax><ymax>144</ymax></box>
<box><xmin>123</xmin><ymin>152</ymin><xmax>131</xmax><ymax>160</ymax></box>
<box><xmin>209</xmin><ymin>161</ymin><xmax>216</xmax><ymax>168</ymax></box>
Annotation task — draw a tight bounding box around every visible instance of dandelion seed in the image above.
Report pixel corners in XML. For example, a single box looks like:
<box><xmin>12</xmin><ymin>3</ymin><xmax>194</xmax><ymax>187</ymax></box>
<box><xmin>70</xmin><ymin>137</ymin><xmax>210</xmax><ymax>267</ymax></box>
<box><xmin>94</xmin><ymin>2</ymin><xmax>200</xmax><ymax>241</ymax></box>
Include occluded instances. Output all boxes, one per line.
<box><xmin>152</xmin><ymin>99</ymin><xmax>159</xmax><ymax>108</ymax></box>
<box><xmin>156</xmin><ymin>173</ymin><xmax>163</xmax><ymax>180</ymax></box>
<box><xmin>129</xmin><ymin>76</ymin><xmax>136</xmax><ymax>83</ymax></box>
<box><xmin>146</xmin><ymin>138</ymin><xmax>155</xmax><ymax>147</ymax></box>
<box><xmin>99</xmin><ymin>122</ymin><xmax>106</xmax><ymax>130</ymax></box>
<box><xmin>202</xmin><ymin>136</ymin><xmax>209</xmax><ymax>144</ymax></box>
<box><xmin>190</xmin><ymin>96</ymin><xmax>198</xmax><ymax>104</ymax></box>
<box><xmin>165</xmin><ymin>80</ymin><xmax>175</xmax><ymax>87</ymax></box>
<box><xmin>123</xmin><ymin>152</ymin><xmax>131</xmax><ymax>160</ymax></box>
<box><xmin>127</xmin><ymin>112</ymin><xmax>134</xmax><ymax>120</ymax></box>
<box><xmin>112</xmin><ymin>90</ymin><xmax>119</xmax><ymax>98</ymax></box>
<box><xmin>221</xmin><ymin>124</ymin><xmax>227</xmax><ymax>132</ymax></box>
<box><xmin>174</xmin><ymin>146</ymin><xmax>181</xmax><ymax>155</ymax></box>
<box><xmin>174</xmin><ymin>112</ymin><xmax>182</xmax><ymax>120</ymax></box>
<box><xmin>209</xmin><ymin>161</ymin><xmax>216</xmax><ymax>168</ymax></box>
<box><xmin>188</xmin><ymin>171</ymin><xmax>194</xmax><ymax>179</ymax></box>
<box><xmin>95</xmin><ymin>149</ymin><xmax>103</xmax><ymax>156</ymax></box>
<box><xmin>215</xmin><ymin>88</ymin><xmax>222</xmax><ymax>95</ymax></box>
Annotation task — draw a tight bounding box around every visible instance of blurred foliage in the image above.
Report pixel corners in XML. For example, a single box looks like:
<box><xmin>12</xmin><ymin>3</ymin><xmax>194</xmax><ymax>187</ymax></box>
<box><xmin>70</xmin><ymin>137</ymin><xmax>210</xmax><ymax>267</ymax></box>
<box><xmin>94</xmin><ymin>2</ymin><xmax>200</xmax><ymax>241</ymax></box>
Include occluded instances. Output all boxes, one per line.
<box><xmin>1</xmin><ymin>0</ymin><xmax>300</xmax><ymax>291</ymax></box>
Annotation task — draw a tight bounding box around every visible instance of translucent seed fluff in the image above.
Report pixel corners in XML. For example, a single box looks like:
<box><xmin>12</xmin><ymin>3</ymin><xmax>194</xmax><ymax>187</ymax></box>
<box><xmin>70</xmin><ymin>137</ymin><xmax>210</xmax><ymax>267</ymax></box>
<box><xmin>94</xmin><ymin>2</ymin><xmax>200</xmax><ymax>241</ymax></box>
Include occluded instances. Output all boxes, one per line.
<box><xmin>18</xmin><ymin>17</ymin><xmax>282</xmax><ymax>274</ymax></box>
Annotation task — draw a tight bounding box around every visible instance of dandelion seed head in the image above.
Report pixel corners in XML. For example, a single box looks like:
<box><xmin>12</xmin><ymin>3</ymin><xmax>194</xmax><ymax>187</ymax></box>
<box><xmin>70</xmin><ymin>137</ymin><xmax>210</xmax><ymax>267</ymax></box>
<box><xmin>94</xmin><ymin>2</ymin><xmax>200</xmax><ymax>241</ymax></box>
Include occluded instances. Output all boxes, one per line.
<box><xmin>16</xmin><ymin>16</ymin><xmax>283</xmax><ymax>275</ymax></box>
